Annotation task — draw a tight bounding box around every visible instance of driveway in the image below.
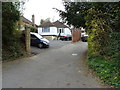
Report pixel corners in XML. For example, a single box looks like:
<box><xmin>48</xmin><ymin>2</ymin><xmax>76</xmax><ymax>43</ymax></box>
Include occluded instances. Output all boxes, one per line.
<box><xmin>3</xmin><ymin>41</ymin><xmax>106</xmax><ymax>88</ymax></box>
<box><xmin>31</xmin><ymin>40</ymin><xmax>71</xmax><ymax>54</ymax></box>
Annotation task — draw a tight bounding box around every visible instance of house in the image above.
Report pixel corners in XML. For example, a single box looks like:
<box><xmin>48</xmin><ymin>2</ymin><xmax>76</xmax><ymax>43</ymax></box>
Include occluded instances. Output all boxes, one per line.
<box><xmin>38</xmin><ymin>20</ymin><xmax>71</xmax><ymax>40</ymax></box>
<box><xmin>18</xmin><ymin>15</ymin><xmax>38</xmax><ymax>31</ymax></box>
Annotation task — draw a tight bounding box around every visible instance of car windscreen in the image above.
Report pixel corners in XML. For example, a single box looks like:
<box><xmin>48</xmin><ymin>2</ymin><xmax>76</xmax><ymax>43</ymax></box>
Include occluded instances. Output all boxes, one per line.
<box><xmin>33</xmin><ymin>34</ymin><xmax>43</xmax><ymax>39</ymax></box>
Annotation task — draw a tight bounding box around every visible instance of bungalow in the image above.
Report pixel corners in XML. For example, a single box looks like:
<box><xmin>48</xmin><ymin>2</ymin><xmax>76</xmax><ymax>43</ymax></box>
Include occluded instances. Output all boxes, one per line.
<box><xmin>38</xmin><ymin>21</ymin><xmax>71</xmax><ymax>40</ymax></box>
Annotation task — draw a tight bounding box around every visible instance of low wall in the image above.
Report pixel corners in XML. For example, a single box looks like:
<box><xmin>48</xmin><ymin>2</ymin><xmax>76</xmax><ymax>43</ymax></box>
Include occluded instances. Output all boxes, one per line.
<box><xmin>43</xmin><ymin>36</ymin><xmax>57</xmax><ymax>40</ymax></box>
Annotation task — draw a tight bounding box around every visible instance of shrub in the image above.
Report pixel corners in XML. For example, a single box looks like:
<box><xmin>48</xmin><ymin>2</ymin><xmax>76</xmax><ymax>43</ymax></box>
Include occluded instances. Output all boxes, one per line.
<box><xmin>30</xmin><ymin>26</ymin><xmax>37</xmax><ymax>32</ymax></box>
<box><xmin>88</xmin><ymin>56</ymin><xmax>120</xmax><ymax>88</ymax></box>
<box><xmin>2</xmin><ymin>2</ymin><xmax>26</xmax><ymax>61</ymax></box>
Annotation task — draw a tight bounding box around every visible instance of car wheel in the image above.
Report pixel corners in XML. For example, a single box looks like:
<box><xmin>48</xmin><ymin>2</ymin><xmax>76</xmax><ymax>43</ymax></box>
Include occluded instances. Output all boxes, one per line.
<box><xmin>38</xmin><ymin>43</ymin><xmax>43</xmax><ymax>48</ymax></box>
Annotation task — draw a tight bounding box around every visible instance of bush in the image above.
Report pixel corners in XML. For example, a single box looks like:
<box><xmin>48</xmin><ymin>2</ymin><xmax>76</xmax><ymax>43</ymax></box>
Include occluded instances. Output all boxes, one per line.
<box><xmin>30</xmin><ymin>26</ymin><xmax>37</xmax><ymax>32</ymax></box>
<box><xmin>2</xmin><ymin>41</ymin><xmax>26</xmax><ymax>61</ymax></box>
<box><xmin>2</xmin><ymin>2</ymin><xmax>26</xmax><ymax>61</ymax></box>
<box><xmin>86</xmin><ymin>9</ymin><xmax>120</xmax><ymax>88</ymax></box>
<box><xmin>88</xmin><ymin>56</ymin><xmax>120</xmax><ymax>88</ymax></box>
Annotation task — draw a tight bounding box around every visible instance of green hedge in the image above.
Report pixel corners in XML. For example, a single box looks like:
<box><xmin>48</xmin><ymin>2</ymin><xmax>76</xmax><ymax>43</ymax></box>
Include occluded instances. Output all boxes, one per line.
<box><xmin>88</xmin><ymin>56</ymin><xmax>120</xmax><ymax>88</ymax></box>
<box><xmin>2</xmin><ymin>2</ymin><xmax>26</xmax><ymax>61</ymax></box>
<box><xmin>86</xmin><ymin>8</ymin><xmax>120</xmax><ymax>88</ymax></box>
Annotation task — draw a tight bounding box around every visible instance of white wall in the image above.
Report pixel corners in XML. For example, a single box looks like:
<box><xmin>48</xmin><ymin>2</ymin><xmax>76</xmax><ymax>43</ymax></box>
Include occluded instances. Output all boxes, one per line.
<box><xmin>38</xmin><ymin>27</ymin><xmax>42</xmax><ymax>34</ymax></box>
<box><xmin>64</xmin><ymin>28</ymin><xmax>72</xmax><ymax>35</ymax></box>
<box><xmin>38</xmin><ymin>27</ymin><xmax>57</xmax><ymax>36</ymax></box>
<box><xmin>50</xmin><ymin>27</ymin><xmax>57</xmax><ymax>35</ymax></box>
<box><xmin>38</xmin><ymin>27</ymin><xmax>72</xmax><ymax>36</ymax></box>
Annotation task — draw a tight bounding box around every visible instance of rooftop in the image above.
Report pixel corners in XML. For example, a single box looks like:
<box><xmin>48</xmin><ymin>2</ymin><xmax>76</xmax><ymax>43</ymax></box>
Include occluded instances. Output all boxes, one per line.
<box><xmin>39</xmin><ymin>20</ymin><xmax>69</xmax><ymax>28</ymax></box>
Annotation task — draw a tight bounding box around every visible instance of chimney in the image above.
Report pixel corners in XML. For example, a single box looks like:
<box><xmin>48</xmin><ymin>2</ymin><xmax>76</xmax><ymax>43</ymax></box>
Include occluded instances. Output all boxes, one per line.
<box><xmin>32</xmin><ymin>14</ymin><xmax>35</xmax><ymax>27</ymax></box>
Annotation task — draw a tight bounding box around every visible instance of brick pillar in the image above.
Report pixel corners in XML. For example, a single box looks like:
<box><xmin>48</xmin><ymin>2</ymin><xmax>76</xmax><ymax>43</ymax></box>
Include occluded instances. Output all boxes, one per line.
<box><xmin>79</xmin><ymin>30</ymin><xmax>81</xmax><ymax>41</ymax></box>
<box><xmin>77</xmin><ymin>29</ymin><xmax>80</xmax><ymax>41</ymax></box>
<box><xmin>25</xmin><ymin>26</ymin><xmax>31</xmax><ymax>54</ymax></box>
<box><xmin>76</xmin><ymin>30</ymin><xmax>79</xmax><ymax>42</ymax></box>
<box><xmin>72</xmin><ymin>28</ymin><xmax>81</xmax><ymax>43</ymax></box>
<box><xmin>72</xmin><ymin>29</ymin><xmax>76</xmax><ymax>42</ymax></box>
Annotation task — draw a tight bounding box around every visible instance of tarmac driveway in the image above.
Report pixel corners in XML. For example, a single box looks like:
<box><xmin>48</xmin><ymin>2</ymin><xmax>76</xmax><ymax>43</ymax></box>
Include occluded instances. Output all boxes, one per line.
<box><xmin>3</xmin><ymin>41</ymin><xmax>106</xmax><ymax>88</ymax></box>
<box><xmin>31</xmin><ymin>40</ymin><xmax>71</xmax><ymax>54</ymax></box>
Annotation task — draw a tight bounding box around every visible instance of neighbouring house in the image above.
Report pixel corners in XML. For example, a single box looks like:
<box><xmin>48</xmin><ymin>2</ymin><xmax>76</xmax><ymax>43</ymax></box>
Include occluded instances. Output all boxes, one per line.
<box><xmin>18</xmin><ymin>15</ymin><xmax>38</xmax><ymax>31</ymax></box>
<box><xmin>38</xmin><ymin>20</ymin><xmax>71</xmax><ymax>40</ymax></box>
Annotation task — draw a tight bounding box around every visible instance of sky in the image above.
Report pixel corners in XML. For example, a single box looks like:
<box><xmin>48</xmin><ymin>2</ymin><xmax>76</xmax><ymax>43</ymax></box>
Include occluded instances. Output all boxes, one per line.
<box><xmin>23</xmin><ymin>0</ymin><xmax>65</xmax><ymax>25</ymax></box>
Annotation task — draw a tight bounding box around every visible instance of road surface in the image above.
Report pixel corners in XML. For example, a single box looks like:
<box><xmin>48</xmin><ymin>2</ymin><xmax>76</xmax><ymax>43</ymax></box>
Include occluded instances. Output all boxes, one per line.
<box><xmin>3</xmin><ymin>41</ymin><xmax>106</xmax><ymax>88</ymax></box>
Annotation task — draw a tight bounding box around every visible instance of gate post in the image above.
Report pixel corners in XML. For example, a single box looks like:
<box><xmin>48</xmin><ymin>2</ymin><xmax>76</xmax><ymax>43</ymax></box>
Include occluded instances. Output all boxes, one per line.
<box><xmin>25</xmin><ymin>26</ymin><xmax>31</xmax><ymax>54</ymax></box>
<box><xmin>72</xmin><ymin>28</ymin><xmax>81</xmax><ymax>43</ymax></box>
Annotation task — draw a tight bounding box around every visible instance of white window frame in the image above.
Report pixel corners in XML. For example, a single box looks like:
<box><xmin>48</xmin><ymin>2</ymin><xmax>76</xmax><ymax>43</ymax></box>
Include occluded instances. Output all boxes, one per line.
<box><xmin>42</xmin><ymin>27</ymin><xmax>50</xmax><ymax>32</ymax></box>
<box><xmin>57</xmin><ymin>28</ymin><xmax>64</xmax><ymax>33</ymax></box>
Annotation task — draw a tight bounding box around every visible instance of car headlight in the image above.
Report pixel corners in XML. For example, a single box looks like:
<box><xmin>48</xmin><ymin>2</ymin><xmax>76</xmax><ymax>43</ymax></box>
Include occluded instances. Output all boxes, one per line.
<box><xmin>43</xmin><ymin>41</ymin><xmax>48</xmax><ymax>45</ymax></box>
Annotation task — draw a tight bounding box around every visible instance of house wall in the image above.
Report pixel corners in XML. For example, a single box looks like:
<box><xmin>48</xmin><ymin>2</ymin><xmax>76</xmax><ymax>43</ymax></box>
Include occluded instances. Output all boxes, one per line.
<box><xmin>18</xmin><ymin>19</ymin><xmax>36</xmax><ymax>31</ymax></box>
<box><xmin>38</xmin><ymin>27</ymin><xmax>57</xmax><ymax>36</ymax></box>
<box><xmin>38</xmin><ymin>27</ymin><xmax>72</xmax><ymax>40</ymax></box>
<box><xmin>38</xmin><ymin>27</ymin><xmax>58</xmax><ymax>40</ymax></box>
<box><xmin>56</xmin><ymin>28</ymin><xmax>71</xmax><ymax>36</ymax></box>
<box><xmin>50</xmin><ymin>27</ymin><xmax>57</xmax><ymax>36</ymax></box>
<box><xmin>38</xmin><ymin>27</ymin><xmax>42</xmax><ymax>34</ymax></box>
<box><xmin>64</xmin><ymin>28</ymin><xmax>72</xmax><ymax>35</ymax></box>
<box><xmin>38</xmin><ymin>27</ymin><xmax>71</xmax><ymax>35</ymax></box>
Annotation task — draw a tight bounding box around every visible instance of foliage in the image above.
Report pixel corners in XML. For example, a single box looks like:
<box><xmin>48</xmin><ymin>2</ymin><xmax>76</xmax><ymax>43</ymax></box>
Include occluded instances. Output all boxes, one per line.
<box><xmin>2</xmin><ymin>2</ymin><xmax>20</xmax><ymax>45</ymax></box>
<box><xmin>57</xmin><ymin>2</ymin><xmax>120</xmax><ymax>88</ymax></box>
<box><xmin>55</xmin><ymin>2</ymin><xmax>90</xmax><ymax>28</ymax></box>
<box><xmin>86</xmin><ymin>8</ymin><xmax>112</xmax><ymax>57</ymax></box>
<box><xmin>2</xmin><ymin>2</ymin><xmax>26</xmax><ymax>61</ymax></box>
<box><xmin>57</xmin><ymin>2</ymin><xmax>120</xmax><ymax>29</ymax></box>
<box><xmin>40</xmin><ymin>18</ymin><xmax>51</xmax><ymax>25</ymax></box>
<box><xmin>30</xmin><ymin>26</ymin><xmax>37</xmax><ymax>32</ymax></box>
<box><xmin>88</xmin><ymin>56</ymin><xmax>120</xmax><ymax>88</ymax></box>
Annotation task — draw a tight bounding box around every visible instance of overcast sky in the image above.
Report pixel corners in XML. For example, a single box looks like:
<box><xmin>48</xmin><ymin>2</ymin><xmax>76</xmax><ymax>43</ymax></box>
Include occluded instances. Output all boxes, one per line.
<box><xmin>23</xmin><ymin>0</ymin><xmax>65</xmax><ymax>25</ymax></box>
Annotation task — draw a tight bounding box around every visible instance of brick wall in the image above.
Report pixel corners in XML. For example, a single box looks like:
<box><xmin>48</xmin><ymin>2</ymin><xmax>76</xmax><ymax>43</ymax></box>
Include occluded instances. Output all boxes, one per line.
<box><xmin>72</xmin><ymin>28</ymin><xmax>81</xmax><ymax>42</ymax></box>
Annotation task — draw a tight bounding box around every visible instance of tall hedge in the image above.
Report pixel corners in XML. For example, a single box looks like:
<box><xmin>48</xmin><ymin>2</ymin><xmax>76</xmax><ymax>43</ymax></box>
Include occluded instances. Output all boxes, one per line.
<box><xmin>57</xmin><ymin>2</ymin><xmax>120</xmax><ymax>87</ymax></box>
<box><xmin>2</xmin><ymin>2</ymin><xmax>25</xmax><ymax>61</ymax></box>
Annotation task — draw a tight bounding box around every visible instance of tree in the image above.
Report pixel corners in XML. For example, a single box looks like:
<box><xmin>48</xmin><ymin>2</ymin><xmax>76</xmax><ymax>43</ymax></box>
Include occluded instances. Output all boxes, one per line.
<box><xmin>2</xmin><ymin>1</ymin><xmax>26</xmax><ymax>60</ymax></box>
<box><xmin>2</xmin><ymin>2</ymin><xmax>20</xmax><ymax>45</ymax></box>
<box><xmin>40</xmin><ymin>18</ymin><xmax>51</xmax><ymax>25</ymax></box>
<box><xmin>56</xmin><ymin>2</ymin><xmax>120</xmax><ymax>30</ymax></box>
<box><xmin>54</xmin><ymin>2</ymin><xmax>92</xmax><ymax>28</ymax></box>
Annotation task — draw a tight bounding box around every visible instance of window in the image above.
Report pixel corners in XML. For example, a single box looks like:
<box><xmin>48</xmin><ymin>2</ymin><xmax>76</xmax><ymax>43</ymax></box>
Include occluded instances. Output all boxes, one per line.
<box><xmin>57</xmin><ymin>29</ymin><xmax>60</xmax><ymax>33</ymax></box>
<box><xmin>57</xmin><ymin>28</ymin><xmax>64</xmax><ymax>33</ymax></box>
<box><xmin>61</xmin><ymin>29</ymin><xmax>64</xmax><ymax>33</ymax></box>
<box><xmin>42</xmin><ymin>27</ymin><xmax>50</xmax><ymax>32</ymax></box>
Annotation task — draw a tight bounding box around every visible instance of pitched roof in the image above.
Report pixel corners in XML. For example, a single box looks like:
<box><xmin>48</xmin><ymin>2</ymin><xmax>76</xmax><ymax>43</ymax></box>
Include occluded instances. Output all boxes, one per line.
<box><xmin>53</xmin><ymin>20</ymin><xmax>68</xmax><ymax>28</ymax></box>
<box><xmin>39</xmin><ymin>20</ymin><xmax>69</xmax><ymax>28</ymax></box>
<box><xmin>21</xmin><ymin>16</ymin><xmax>38</xmax><ymax>27</ymax></box>
<box><xmin>21</xmin><ymin>16</ymin><xmax>33</xmax><ymax>25</ymax></box>
<box><xmin>39</xmin><ymin>21</ymin><xmax>54</xmax><ymax>27</ymax></box>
